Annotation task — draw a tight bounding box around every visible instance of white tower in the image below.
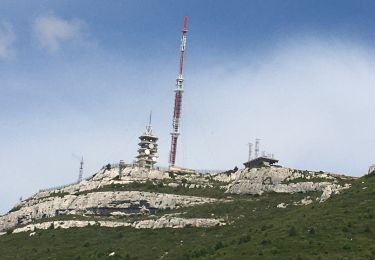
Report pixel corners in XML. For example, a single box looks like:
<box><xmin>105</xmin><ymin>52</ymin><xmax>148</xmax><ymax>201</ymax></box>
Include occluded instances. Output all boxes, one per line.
<box><xmin>136</xmin><ymin>112</ymin><xmax>159</xmax><ymax>169</ymax></box>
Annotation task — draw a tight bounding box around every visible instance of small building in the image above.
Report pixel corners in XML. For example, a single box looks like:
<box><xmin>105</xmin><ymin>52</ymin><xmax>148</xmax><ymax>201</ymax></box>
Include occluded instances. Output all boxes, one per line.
<box><xmin>243</xmin><ymin>156</ymin><xmax>279</xmax><ymax>169</ymax></box>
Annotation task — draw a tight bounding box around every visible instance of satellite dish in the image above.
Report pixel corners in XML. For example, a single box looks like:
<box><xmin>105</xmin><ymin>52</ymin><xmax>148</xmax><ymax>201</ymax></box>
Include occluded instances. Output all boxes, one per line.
<box><xmin>145</xmin><ymin>149</ymin><xmax>150</xmax><ymax>155</ymax></box>
<box><xmin>152</xmin><ymin>157</ymin><xmax>157</xmax><ymax>161</ymax></box>
<box><xmin>149</xmin><ymin>143</ymin><xmax>154</xmax><ymax>149</ymax></box>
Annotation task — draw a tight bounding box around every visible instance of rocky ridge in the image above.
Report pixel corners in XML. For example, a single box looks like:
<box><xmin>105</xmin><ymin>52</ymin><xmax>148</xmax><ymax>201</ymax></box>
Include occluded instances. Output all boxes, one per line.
<box><xmin>0</xmin><ymin>164</ymin><xmax>354</xmax><ymax>233</ymax></box>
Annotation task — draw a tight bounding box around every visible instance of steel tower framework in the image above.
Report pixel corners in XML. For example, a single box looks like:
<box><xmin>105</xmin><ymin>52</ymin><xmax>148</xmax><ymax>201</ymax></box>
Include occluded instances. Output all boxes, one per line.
<box><xmin>169</xmin><ymin>17</ymin><xmax>188</xmax><ymax>166</ymax></box>
<box><xmin>78</xmin><ymin>157</ymin><xmax>83</xmax><ymax>182</ymax></box>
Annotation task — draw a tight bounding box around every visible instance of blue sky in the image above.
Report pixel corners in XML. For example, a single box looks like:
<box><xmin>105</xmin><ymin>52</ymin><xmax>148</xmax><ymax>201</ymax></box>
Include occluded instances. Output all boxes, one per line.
<box><xmin>1</xmin><ymin>1</ymin><xmax>375</xmax><ymax>213</ymax></box>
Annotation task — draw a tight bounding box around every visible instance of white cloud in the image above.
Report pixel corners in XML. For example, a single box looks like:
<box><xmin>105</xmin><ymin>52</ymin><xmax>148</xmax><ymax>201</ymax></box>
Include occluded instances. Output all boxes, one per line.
<box><xmin>0</xmin><ymin>22</ymin><xmax>15</xmax><ymax>58</ymax></box>
<box><xmin>33</xmin><ymin>13</ymin><xmax>83</xmax><ymax>53</ymax></box>
<box><xmin>180</xmin><ymin>38</ymin><xmax>375</xmax><ymax>175</ymax></box>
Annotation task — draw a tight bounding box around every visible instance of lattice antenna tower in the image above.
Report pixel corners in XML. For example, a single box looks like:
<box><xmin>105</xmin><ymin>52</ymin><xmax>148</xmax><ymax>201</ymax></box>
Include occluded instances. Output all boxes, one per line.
<box><xmin>169</xmin><ymin>16</ymin><xmax>188</xmax><ymax>166</ymax></box>
<box><xmin>248</xmin><ymin>142</ymin><xmax>253</xmax><ymax>161</ymax></box>
<box><xmin>78</xmin><ymin>157</ymin><xmax>84</xmax><ymax>182</ymax></box>
<box><xmin>255</xmin><ymin>138</ymin><xmax>260</xmax><ymax>158</ymax></box>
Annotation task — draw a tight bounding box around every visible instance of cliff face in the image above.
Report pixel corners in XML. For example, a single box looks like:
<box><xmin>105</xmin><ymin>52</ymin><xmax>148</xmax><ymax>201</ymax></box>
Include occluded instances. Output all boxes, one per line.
<box><xmin>214</xmin><ymin>167</ymin><xmax>351</xmax><ymax>201</ymax></box>
<box><xmin>0</xmin><ymin>165</ymin><xmax>353</xmax><ymax>233</ymax></box>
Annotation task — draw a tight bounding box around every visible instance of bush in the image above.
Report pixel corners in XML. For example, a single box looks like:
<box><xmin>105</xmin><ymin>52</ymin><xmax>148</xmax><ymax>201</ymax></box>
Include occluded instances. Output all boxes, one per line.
<box><xmin>271</xmin><ymin>247</ymin><xmax>279</xmax><ymax>255</ymax></box>
<box><xmin>191</xmin><ymin>248</ymin><xmax>208</xmax><ymax>257</ymax></box>
<box><xmin>49</xmin><ymin>222</ymin><xmax>55</xmax><ymax>230</ymax></box>
<box><xmin>238</xmin><ymin>234</ymin><xmax>251</xmax><ymax>244</ymax></box>
<box><xmin>364</xmin><ymin>225</ymin><xmax>371</xmax><ymax>233</ymax></box>
<box><xmin>288</xmin><ymin>226</ymin><xmax>298</xmax><ymax>237</ymax></box>
<box><xmin>214</xmin><ymin>241</ymin><xmax>224</xmax><ymax>251</ymax></box>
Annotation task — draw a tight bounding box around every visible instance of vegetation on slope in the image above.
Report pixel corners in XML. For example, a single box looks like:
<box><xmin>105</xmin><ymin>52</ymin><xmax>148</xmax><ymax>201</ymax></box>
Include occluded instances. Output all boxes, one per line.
<box><xmin>75</xmin><ymin>180</ymin><xmax>228</xmax><ymax>199</ymax></box>
<box><xmin>0</xmin><ymin>174</ymin><xmax>374</xmax><ymax>259</ymax></box>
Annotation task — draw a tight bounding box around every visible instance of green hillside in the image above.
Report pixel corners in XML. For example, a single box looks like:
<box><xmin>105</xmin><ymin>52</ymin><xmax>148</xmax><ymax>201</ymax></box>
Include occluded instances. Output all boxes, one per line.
<box><xmin>0</xmin><ymin>173</ymin><xmax>374</xmax><ymax>259</ymax></box>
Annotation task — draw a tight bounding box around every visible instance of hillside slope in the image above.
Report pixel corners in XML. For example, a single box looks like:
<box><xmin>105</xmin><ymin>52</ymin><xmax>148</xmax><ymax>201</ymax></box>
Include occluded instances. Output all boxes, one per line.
<box><xmin>1</xmin><ymin>165</ymin><xmax>371</xmax><ymax>259</ymax></box>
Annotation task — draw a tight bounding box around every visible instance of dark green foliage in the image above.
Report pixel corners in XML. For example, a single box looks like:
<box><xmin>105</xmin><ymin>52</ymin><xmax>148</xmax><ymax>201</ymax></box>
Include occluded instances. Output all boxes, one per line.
<box><xmin>75</xmin><ymin>181</ymin><xmax>228</xmax><ymax>199</ymax></box>
<box><xmin>8</xmin><ymin>205</ymin><xmax>21</xmax><ymax>213</ymax></box>
<box><xmin>288</xmin><ymin>226</ymin><xmax>298</xmax><ymax>236</ymax></box>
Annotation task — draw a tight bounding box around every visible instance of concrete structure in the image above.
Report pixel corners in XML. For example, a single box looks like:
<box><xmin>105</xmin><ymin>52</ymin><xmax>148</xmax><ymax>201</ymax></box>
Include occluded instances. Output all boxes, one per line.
<box><xmin>136</xmin><ymin>114</ymin><xmax>158</xmax><ymax>169</ymax></box>
<box><xmin>169</xmin><ymin>165</ymin><xmax>196</xmax><ymax>174</ymax></box>
<box><xmin>243</xmin><ymin>156</ymin><xmax>279</xmax><ymax>169</ymax></box>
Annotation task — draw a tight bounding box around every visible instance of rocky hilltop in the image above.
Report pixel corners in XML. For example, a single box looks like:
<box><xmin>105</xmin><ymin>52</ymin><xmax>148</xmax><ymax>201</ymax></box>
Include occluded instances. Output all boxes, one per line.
<box><xmin>0</xmin><ymin>164</ymin><xmax>353</xmax><ymax>235</ymax></box>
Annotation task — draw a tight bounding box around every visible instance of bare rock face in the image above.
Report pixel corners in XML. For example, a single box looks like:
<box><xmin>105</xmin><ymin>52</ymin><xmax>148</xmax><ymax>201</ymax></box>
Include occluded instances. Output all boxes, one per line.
<box><xmin>0</xmin><ymin>191</ymin><xmax>218</xmax><ymax>232</ymax></box>
<box><xmin>11</xmin><ymin>217</ymin><xmax>225</xmax><ymax>234</ymax></box>
<box><xmin>0</xmin><ymin>164</ymin><xmax>353</xmax><ymax>233</ymax></box>
<box><xmin>213</xmin><ymin>166</ymin><xmax>351</xmax><ymax>200</ymax></box>
<box><xmin>319</xmin><ymin>183</ymin><xmax>351</xmax><ymax>202</ymax></box>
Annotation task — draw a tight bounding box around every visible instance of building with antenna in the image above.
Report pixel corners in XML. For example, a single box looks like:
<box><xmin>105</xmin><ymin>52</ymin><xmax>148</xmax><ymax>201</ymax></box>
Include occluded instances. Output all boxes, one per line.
<box><xmin>244</xmin><ymin>156</ymin><xmax>279</xmax><ymax>169</ymax></box>
<box><xmin>136</xmin><ymin>113</ymin><xmax>158</xmax><ymax>169</ymax></box>
<box><xmin>244</xmin><ymin>138</ymin><xmax>278</xmax><ymax>169</ymax></box>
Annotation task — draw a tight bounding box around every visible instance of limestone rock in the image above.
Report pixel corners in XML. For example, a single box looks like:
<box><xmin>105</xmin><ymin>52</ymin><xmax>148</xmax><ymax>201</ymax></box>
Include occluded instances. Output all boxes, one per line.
<box><xmin>0</xmin><ymin>191</ymin><xmax>218</xmax><ymax>232</ymax></box>
<box><xmin>319</xmin><ymin>183</ymin><xmax>351</xmax><ymax>202</ymax></box>
<box><xmin>11</xmin><ymin>217</ymin><xmax>225</xmax><ymax>234</ymax></box>
<box><xmin>277</xmin><ymin>203</ymin><xmax>288</xmax><ymax>208</ymax></box>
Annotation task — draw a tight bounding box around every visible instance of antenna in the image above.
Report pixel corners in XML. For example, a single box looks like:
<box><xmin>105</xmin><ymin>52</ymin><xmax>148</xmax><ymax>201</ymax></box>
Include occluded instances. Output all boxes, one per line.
<box><xmin>169</xmin><ymin>16</ymin><xmax>188</xmax><ymax>166</ymax></box>
<box><xmin>146</xmin><ymin>111</ymin><xmax>152</xmax><ymax>134</ymax></box>
<box><xmin>255</xmin><ymin>138</ymin><xmax>260</xmax><ymax>158</ymax></box>
<box><xmin>78</xmin><ymin>157</ymin><xmax>84</xmax><ymax>182</ymax></box>
<box><xmin>248</xmin><ymin>142</ymin><xmax>253</xmax><ymax>161</ymax></box>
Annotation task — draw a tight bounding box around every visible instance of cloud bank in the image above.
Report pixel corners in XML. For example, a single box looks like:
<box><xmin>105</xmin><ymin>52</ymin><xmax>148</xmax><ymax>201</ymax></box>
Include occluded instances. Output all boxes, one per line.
<box><xmin>33</xmin><ymin>14</ymin><xmax>84</xmax><ymax>53</ymax></box>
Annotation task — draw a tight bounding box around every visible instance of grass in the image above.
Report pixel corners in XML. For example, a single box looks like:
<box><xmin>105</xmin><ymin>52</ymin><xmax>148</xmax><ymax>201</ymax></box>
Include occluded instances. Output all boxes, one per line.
<box><xmin>75</xmin><ymin>180</ymin><xmax>229</xmax><ymax>199</ymax></box>
<box><xmin>1</xmin><ymin>175</ymin><xmax>375</xmax><ymax>259</ymax></box>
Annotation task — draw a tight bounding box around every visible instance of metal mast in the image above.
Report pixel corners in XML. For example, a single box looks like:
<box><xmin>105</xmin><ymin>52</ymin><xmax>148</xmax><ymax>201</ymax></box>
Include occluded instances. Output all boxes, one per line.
<box><xmin>255</xmin><ymin>139</ymin><xmax>260</xmax><ymax>159</ymax></box>
<box><xmin>169</xmin><ymin>16</ymin><xmax>188</xmax><ymax>166</ymax></box>
<box><xmin>248</xmin><ymin>142</ymin><xmax>253</xmax><ymax>161</ymax></box>
<box><xmin>78</xmin><ymin>157</ymin><xmax>83</xmax><ymax>182</ymax></box>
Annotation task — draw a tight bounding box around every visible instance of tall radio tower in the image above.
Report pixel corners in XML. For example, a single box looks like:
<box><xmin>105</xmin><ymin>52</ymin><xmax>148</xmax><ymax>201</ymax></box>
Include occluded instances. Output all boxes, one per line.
<box><xmin>169</xmin><ymin>17</ymin><xmax>188</xmax><ymax>166</ymax></box>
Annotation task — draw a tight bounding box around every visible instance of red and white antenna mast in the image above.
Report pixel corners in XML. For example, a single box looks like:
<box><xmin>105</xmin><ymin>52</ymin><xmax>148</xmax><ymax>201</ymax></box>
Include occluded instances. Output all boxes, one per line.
<box><xmin>169</xmin><ymin>16</ymin><xmax>188</xmax><ymax>166</ymax></box>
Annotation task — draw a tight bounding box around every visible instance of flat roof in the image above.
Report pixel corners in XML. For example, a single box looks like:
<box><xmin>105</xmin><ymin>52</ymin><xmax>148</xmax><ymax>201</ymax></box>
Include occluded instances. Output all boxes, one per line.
<box><xmin>244</xmin><ymin>156</ymin><xmax>279</xmax><ymax>165</ymax></box>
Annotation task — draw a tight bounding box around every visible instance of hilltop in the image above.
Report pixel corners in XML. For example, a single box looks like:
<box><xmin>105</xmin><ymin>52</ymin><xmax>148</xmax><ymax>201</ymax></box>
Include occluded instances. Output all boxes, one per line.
<box><xmin>1</xmin><ymin>164</ymin><xmax>374</xmax><ymax>259</ymax></box>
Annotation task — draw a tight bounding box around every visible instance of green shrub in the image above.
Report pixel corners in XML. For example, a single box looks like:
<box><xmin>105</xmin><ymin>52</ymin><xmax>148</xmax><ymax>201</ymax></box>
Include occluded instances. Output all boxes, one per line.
<box><xmin>214</xmin><ymin>241</ymin><xmax>224</xmax><ymax>251</ymax></box>
<box><xmin>288</xmin><ymin>226</ymin><xmax>298</xmax><ymax>237</ymax></box>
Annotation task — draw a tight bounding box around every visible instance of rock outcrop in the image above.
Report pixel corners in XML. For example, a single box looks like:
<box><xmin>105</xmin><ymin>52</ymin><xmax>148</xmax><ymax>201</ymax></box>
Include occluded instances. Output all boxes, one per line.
<box><xmin>11</xmin><ymin>217</ymin><xmax>225</xmax><ymax>234</ymax></box>
<box><xmin>0</xmin><ymin>164</ymin><xmax>353</xmax><ymax>233</ymax></box>
<box><xmin>0</xmin><ymin>191</ymin><xmax>218</xmax><ymax>232</ymax></box>
<box><xmin>213</xmin><ymin>167</ymin><xmax>351</xmax><ymax>200</ymax></box>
